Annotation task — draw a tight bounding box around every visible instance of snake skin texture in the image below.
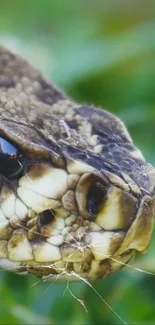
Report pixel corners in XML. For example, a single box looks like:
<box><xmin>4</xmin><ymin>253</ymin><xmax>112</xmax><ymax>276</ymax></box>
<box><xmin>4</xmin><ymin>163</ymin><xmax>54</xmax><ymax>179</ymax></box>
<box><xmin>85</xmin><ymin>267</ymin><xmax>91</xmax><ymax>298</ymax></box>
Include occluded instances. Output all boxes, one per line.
<box><xmin>0</xmin><ymin>46</ymin><xmax>154</xmax><ymax>281</ymax></box>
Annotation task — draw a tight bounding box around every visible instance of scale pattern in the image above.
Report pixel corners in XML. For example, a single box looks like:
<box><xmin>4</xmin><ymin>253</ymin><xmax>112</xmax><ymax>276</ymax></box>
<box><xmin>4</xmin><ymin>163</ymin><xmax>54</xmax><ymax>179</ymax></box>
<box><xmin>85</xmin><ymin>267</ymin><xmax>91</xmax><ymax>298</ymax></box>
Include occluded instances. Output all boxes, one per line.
<box><xmin>0</xmin><ymin>46</ymin><xmax>154</xmax><ymax>281</ymax></box>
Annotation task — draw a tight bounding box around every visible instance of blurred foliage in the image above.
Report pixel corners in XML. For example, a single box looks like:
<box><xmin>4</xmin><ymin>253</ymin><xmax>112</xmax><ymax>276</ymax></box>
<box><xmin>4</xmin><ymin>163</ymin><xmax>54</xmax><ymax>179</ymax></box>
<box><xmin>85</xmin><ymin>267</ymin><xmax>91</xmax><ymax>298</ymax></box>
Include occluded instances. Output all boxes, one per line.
<box><xmin>0</xmin><ymin>0</ymin><xmax>155</xmax><ymax>324</ymax></box>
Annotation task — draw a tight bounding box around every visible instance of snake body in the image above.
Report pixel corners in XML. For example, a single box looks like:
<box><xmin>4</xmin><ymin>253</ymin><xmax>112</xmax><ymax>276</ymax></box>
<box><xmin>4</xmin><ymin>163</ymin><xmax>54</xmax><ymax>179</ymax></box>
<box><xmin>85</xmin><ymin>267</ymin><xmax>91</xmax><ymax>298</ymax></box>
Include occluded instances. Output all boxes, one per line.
<box><xmin>0</xmin><ymin>46</ymin><xmax>154</xmax><ymax>281</ymax></box>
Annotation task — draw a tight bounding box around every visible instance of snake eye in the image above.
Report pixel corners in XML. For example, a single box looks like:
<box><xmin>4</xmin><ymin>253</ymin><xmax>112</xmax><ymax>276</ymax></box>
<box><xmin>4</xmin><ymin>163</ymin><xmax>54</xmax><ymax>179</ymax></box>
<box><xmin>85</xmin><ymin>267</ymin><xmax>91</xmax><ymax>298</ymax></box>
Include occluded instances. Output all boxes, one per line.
<box><xmin>0</xmin><ymin>137</ymin><xmax>25</xmax><ymax>179</ymax></box>
<box><xmin>87</xmin><ymin>181</ymin><xmax>107</xmax><ymax>218</ymax></box>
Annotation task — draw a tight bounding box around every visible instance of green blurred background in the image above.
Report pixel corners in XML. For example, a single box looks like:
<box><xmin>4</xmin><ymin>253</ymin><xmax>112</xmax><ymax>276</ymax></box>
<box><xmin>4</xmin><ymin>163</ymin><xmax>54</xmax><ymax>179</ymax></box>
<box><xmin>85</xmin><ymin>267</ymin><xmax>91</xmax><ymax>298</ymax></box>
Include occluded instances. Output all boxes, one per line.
<box><xmin>0</xmin><ymin>0</ymin><xmax>155</xmax><ymax>324</ymax></box>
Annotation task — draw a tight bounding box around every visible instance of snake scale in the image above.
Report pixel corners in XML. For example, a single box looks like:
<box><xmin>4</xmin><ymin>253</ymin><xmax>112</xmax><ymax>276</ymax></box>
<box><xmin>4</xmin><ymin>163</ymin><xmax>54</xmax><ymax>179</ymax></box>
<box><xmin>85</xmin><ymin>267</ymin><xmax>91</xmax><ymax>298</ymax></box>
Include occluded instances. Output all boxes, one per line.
<box><xmin>0</xmin><ymin>46</ymin><xmax>154</xmax><ymax>282</ymax></box>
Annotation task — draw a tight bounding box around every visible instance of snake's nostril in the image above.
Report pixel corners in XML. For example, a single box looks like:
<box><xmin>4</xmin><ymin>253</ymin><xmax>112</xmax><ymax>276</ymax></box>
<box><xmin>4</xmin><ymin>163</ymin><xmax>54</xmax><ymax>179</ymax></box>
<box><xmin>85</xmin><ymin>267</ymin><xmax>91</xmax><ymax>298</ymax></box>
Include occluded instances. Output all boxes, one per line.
<box><xmin>87</xmin><ymin>181</ymin><xmax>107</xmax><ymax>218</ymax></box>
<box><xmin>39</xmin><ymin>209</ymin><xmax>55</xmax><ymax>228</ymax></box>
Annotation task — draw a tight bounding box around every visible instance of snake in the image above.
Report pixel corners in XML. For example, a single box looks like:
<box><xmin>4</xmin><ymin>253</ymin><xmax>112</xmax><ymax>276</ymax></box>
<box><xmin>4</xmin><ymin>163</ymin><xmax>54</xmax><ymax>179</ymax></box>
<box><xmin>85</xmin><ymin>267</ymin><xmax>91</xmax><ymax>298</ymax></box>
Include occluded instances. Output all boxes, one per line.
<box><xmin>0</xmin><ymin>45</ymin><xmax>154</xmax><ymax>282</ymax></box>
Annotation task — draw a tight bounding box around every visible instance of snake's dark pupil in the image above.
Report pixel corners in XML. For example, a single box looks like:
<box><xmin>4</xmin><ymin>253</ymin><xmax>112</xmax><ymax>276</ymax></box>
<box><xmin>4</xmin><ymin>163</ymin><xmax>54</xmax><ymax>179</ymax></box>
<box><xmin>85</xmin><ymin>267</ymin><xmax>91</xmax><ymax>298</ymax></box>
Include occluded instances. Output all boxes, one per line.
<box><xmin>0</xmin><ymin>137</ymin><xmax>25</xmax><ymax>178</ymax></box>
<box><xmin>39</xmin><ymin>210</ymin><xmax>55</xmax><ymax>227</ymax></box>
<box><xmin>87</xmin><ymin>181</ymin><xmax>107</xmax><ymax>218</ymax></box>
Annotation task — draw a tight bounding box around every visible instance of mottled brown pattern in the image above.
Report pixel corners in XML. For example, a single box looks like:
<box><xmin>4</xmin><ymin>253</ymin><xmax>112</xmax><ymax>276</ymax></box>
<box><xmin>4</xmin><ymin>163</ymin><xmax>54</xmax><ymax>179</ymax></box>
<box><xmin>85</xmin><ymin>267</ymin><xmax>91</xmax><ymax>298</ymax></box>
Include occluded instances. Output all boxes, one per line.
<box><xmin>0</xmin><ymin>46</ymin><xmax>154</xmax><ymax>193</ymax></box>
<box><xmin>0</xmin><ymin>46</ymin><xmax>154</xmax><ymax>281</ymax></box>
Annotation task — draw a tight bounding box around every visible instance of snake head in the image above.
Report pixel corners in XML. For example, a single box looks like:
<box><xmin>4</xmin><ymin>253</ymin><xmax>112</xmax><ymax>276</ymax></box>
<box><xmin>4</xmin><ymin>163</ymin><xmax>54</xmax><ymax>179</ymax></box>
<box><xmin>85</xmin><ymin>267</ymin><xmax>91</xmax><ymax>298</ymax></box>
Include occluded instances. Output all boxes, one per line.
<box><xmin>0</xmin><ymin>46</ymin><xmax>154</xmax><ymax>281</ymax></box>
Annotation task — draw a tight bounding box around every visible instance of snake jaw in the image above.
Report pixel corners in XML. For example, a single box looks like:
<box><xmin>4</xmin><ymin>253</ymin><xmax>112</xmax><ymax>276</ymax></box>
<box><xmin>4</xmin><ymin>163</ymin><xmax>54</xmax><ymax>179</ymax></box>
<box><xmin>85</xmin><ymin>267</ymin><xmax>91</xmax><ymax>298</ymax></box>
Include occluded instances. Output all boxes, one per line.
<box><xmin>0</xmin><ymin>159</ymin><xmax>154</xmax><ymax>281</ymax></box>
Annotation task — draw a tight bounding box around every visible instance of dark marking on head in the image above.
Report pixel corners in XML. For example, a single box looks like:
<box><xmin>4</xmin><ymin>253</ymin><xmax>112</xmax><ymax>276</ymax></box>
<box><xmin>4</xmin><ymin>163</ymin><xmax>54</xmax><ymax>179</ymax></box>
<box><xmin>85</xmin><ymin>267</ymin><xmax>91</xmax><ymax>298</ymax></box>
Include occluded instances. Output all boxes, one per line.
<box><xmin>0</xmin><ymin>76</ymin><xmax>15</xmax><ymax>88</ymax></box>
<box><xmin>37</xmin><ymin>77</ymin><xmax>66</xmax><ymax>105</ymax></box>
